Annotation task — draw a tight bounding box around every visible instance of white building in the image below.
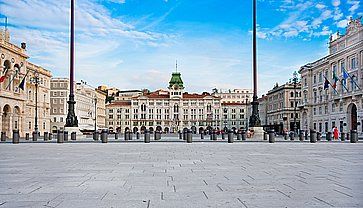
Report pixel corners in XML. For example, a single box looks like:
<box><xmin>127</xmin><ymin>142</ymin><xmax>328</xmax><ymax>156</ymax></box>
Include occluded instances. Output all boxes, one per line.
<box><xmin>299</xmin><ymin>18</ymin><xmax>363</xmax><ymax>135</ymax></box>
<box><xmin>50</xmin><ymin>78</ymin><xmax>106</xmax><ymax>132</ymax></box>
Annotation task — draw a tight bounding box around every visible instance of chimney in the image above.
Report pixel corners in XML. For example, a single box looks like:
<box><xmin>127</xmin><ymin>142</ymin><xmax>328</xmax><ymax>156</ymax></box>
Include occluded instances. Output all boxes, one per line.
<box><xmin>21</xmin><ymin>42</ymin><xmax>26</xmax><ymax>49</ymax></box>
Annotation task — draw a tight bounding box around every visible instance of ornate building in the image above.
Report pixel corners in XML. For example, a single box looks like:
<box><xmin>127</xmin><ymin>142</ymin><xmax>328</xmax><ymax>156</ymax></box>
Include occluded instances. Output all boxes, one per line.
<box><xmin>50</xmin><ymin>78</ymin><xmax>106</xmax><ymax>132</ymax></box>
<box><xmin>265</xmin><ymin>82</ymin><xmax>301</xmax><ymax>134</ymax></box>
<box><xmin>299</xmin><ymin>18</ymin><xmax>363</xmax><ymax>135</ymax></box>
<box><xmin>106</xmin><ymin>72</ymin><xmax>223</xmax><ymax>133</ymax></box>
<box><xmin>1</xmin><ymin>29</ymin><xmax>52</xmax><ymax>137</ymax></box>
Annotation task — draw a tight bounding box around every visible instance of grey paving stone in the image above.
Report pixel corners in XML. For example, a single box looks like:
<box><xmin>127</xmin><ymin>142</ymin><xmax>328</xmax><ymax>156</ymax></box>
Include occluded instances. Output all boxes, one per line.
<box><xmin>0</xmin><ymin>142</ymin><xmax>362</xmax><ymax>207</ymax></box>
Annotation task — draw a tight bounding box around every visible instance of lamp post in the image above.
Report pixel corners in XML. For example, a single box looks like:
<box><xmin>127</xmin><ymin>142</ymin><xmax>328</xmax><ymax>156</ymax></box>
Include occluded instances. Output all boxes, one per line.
<box><xmin>292</xmin><ymin>71</ymin><xmax>299</xmax><ymax>135</ymax></box>
<box><xmin>65</xmin><ymin>0</ymin><xmax>78</xmax><ymax>127</ymax></box>
<box><xmin>94</xmin><ymin>97</ymin><xmax>97</xmax><ymax>132</ymax></box>
<box><xmin>245</xmin><ymin>98</ymin><xmax>249</xmax><ymax>130</ymax></box>
<box><xmin>30</xmin><ymin>71</ymin><xmax>40</xmax><ymax>135</ymax></box>
<box><xmin>249</xmin><ymin>0</ymin><xmax>261</xmax><ymax>128</ymax></box>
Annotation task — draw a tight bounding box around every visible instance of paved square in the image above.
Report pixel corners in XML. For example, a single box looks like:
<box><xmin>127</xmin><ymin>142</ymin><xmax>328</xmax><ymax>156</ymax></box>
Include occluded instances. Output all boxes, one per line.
<box><xmin>0</xmin><ymin>142</ymin><xmax>362</xmax><ymax>207</ymax></box>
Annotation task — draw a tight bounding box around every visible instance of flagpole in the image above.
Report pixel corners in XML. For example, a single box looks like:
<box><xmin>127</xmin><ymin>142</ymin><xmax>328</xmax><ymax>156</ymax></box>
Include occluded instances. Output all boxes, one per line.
<box><xmin>343</xmin><ymin>68</ymin><xmax>361</xmax><ymax>90</ymax></box>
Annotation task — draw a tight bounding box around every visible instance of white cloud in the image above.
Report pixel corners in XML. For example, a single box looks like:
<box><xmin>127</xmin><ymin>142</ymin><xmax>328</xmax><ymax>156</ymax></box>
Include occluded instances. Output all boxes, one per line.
<box><xmin>347</xmin><ymin>0</ymin><xmax>360</xmax><ymax>15</ymax></box>
<box><xmin>316</xmin><ymin>3</ymin><xmax>326</xmax><ymax>10</ymax></box>
<box><xmin>337</xmin><ymin>19</ymin><xmax>349</xmax><ymax>28</ymax></box>
<box><xmin>332</xmin><ymin>0</ymin><xmax>340</xmax><ymax>7</ymax></box>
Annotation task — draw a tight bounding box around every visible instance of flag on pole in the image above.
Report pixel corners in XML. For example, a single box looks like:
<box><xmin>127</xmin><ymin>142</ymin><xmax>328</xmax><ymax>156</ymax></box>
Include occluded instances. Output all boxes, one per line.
<box><xmin>324</xmin><ymin>77</ymin><xmax>330</xmax><ymax>90</ymax></box>
<box><xmin>6</xmin><ymin>69</ymin><xmax>20</xmax><ymax>90</ymax></box>
<box><xmin>18</xmin><ymin>70</ymin><xmax>30</xmax><ymax>91</ymax></box>
<box><xmin>332</xmin><ymin>70</ymin><xmax>339</xmax><ymax>89</ymax></box>
<box><xmin>0</xmin><ymin>67</ymin><xmax>9</xmax><ymax>83</ymax></box>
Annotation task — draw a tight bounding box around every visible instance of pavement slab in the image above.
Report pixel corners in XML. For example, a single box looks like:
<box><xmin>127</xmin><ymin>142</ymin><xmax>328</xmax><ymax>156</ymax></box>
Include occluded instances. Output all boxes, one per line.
<box><xmin>0</xmin><ymin>142</ymin><xmax>362</xmax><ymax>207</ymax></box>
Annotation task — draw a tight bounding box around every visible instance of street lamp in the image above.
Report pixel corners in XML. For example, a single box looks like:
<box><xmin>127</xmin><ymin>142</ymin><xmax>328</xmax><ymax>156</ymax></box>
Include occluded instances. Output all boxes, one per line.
<box><xmin>65</xmin><ymin>0</ymin><xmax>78</xmax><ymax>127</ymax></box>
<box><xmin>292</xmin><ymin>71</ymin><xmax>299</xmax><ymax>135</ymax></box>
<box><xmin>94</xmin><ymin>97</ymin><xmax>97</xmax><ymax>132</ymax></box>
<box><xmin>249</xmin><ymin>0</ymin><xmax>261</xmax><ymax>128</ymax></box>
<box><xmin>30</xmin><ymin>71</ymin><xmax>40</xmax><ymax>136</ymax></box>
<box><xmin>245</xmin><ymin>98</ymin><xmax>249</xmax><ymax>130</ymax></box>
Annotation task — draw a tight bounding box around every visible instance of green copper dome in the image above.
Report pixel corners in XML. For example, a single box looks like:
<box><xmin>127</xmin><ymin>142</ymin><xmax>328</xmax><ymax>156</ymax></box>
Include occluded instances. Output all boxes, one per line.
<box><xmin>169</xmin><ymin>72</ymin><xmax>184</xmax><ymax>88</ymax></box>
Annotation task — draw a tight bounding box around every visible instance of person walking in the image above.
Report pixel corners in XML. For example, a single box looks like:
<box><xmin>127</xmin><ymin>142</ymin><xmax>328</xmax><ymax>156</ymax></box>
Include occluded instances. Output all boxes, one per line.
<box><xmin>333</xmin><ymin>126</ymin><xmax>339</xmax><ymax>140</ymax></box>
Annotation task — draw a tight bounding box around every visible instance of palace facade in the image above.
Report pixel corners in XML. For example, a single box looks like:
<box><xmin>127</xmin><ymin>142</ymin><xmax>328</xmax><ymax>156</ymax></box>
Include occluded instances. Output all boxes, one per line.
<box><xmin>1</xmin><ymin>29</ymin><xmax>52</xmax><ymax>137</ymax></box>
<box><xmin>299</xmin><ymin>18</ymin><xmax>363</xmax><ymax>135</ymax></box>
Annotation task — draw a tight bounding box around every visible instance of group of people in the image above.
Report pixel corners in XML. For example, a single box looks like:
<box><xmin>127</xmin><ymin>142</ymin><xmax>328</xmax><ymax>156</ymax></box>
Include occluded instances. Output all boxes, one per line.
<box><xmin>281</xmin><ymin>127</ymin><xmax>341</xmax><ymax>140</ymax></box>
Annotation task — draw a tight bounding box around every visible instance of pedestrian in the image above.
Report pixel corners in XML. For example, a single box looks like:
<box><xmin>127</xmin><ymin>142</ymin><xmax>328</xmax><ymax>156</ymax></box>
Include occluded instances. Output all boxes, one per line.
<box><xmin>333</xmin><ymin>126</ymin><xmax>339</xmax><ymax>140</ymax></box>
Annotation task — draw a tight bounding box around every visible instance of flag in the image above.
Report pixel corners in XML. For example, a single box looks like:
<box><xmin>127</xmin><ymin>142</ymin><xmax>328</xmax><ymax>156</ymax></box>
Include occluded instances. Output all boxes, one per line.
<box><xmin>0</xmin><ymin>68</ymin><xmax>9</xmax><ymax>83</ymax></box>
<box><xmin>18</xmin><ymin>70</ymin><xmax>30</xmax><ymax>91</ymax></box>
<box><xmin>6</xmin><ymin>69</ymin><xmax>19</xmax><ymax>90</ymax></box>
<box><xmin>324</xmin><ymin>77</ymin><xmax>330</xmax><ymax>90</ymax></box>
<box><xmin>332</xmin><ymin>70</ymin><xmax>339</xmax><ymax>89</ymax></box>
<box><xmin>342</xmin><ymin>69</ymin><xmax>349</xmax><ymax>80</ymax></box>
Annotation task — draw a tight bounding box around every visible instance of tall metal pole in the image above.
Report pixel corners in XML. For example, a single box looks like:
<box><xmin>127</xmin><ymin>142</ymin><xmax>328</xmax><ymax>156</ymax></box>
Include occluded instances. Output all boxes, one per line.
<box><xmin>249</xmin><ymin>0</ymin><xmax>261</xmax><ymax>128</ymax></box>
<box><xmin>65</xmin><ymin>0</ymin><xmax>78</xmax><ymax>127</ymax></box>
<box><xmin>94</xmin><ymin>98</ymin><xmax>97</xmax><ymax>132</ymax></box>
<box><xmin>34</xmin><ymin>74</ymin><xmax>39</xmax><ymax>133</ymax></box>
<box><xmin>293</xmin><ymin>71</ymin><xmax>298</xmax><ymax>135</ymax></box>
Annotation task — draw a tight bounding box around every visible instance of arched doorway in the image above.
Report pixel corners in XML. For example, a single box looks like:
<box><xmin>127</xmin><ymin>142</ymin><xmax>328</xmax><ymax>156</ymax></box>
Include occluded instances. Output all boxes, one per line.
<box><xmin>13</xmin><ymin>106</ymin><xmax>21</xmax><ymax>131</ymax></box>
<box><xmin>191</xmin><ymin>126</ymin><xmax>197</xmax><ymax>134</ymax></box>
<box><xmin>149</xmin><ymin>127</ymin><xmax>154</xmax><ymax>133</ymax></box>
<box><xmin>156</xmin><ymin>126</ymin><xmax>162</xmax><ymax>132</ymax></box>
<box><xmin>125</xmin><ymin>127</ymin><xmax>130</xmax><ymax>132</ymax></box>
<box><xmin>133</xmin><ymin>127</ymin><xmax>138</xmax><ymax>133</ymax></box>
<box><xmin>2</xmin><ymin>105</ymin><xmax>11</xmax><ymax>135</ymax></box>
<box><xmin>199</xmin><ymin>127</ymin><xmax>204</xmax><ymax>134</ymax></box>
<box><xmin>347</xmin><ymin>103</ymin><xmax>358</xmax><ymax>131</ymax></box>
<box><xmin>164</xmin><ymin>127</ymin><xmax>169</xmax><ymax>133</ymax></box>
<box><xmin>52</xmin><ymin>126</ymin><xmax>58</xmax><ymax>133</ymax></box>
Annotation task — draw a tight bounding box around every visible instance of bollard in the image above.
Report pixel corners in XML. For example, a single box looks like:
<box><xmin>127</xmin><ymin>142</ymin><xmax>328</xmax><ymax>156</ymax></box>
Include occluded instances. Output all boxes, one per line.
<box><xmin>64</xmin><ymin>131</ymin><xmax>69</xmax><ymax>142</ymax></box>
<box><xmin>155</xmin><ymin>131</ymin><xmax>161</xmax><ymax>141</ymax></box>
<box><xmin>228</xmin><ymin>130</ymin><xmax>233</xmax><ymax>143</ymax></box>
<box><xmin>187</xmin><ymin>129</ymin><xmax>192</xmax><ymax>143</ymax></box>
<box><xmin>136</xmin><ymin>132</ymin><xmax>140</xmax><ymax>140</ymax></box>
<box><xmin>124</xmin><ymin>131</ymin><xmax>128</xmax><ymax>141</ymax></box>
<box><xmin>101</xmin><ymin>129</ymin><xmax>108</xmax><ymax>143</ymax></box>
<box><xmin>144</xmin><ymin>130</ymin><xmax>150</xmax><ymax>143</ymax></box>
<box><xmin>44</xmin><ymin>132</ymin><xmax>49</xmax><ymax>141</ymax></box>
<box><xmin>179</xmin><ymin>132</ymin><xmax>183</xmax><ymax>140</ymax></box>
<box><xmin>317</xmin><ymin>132</ymin><xmax>321</xmax><ymax>141</ymax></box>
<box><xmin>299</xmin><ymin>131</ymin><xmax>304</xmax><ymax>142</ymax></box>
<box><xmin>268</xmin><ymin>129</ymin><xmax>275</xmax><ymax>143</ymax></box>
<box><xmin>49</xmin><ymin>133</ymin><xmax>52</xmax><ymax>140</ymax></box>
<box><xmin>32</xmin><ymin>131</ymin><xmax>38</xmax><ymax>141</ymax></box>
<box><xmin>1</xmin><ymin>132</ymin><xmax>6</xmax><ymax>141</ymax></box>
<box><xmin>290</xmin><ymin>132</ymin><xmax>295</xmax><ymax>141</ymax></box>
<box><xmin>221</xmin><ymin>133</ymin><xmax>225</xmax><ymax>140</ymax></box>
<box><xmin>57</xmin><ymin>130</ymin><xmax>64</xmax><ymax>143</ymax></box>
<box><xmin>340</xmin><ymin>132</ymin><xmax>346</xmax><ymax>141</ymax></box>
<box><xmin>71</xmin><ymin>132</ymin><xmax>76</xmax><ymax>140</ymax></box>
<box><xmin>12</xmin><ymin>130</ymin><xmax>20</xmax><ymax>144</ymax></box>
<box><xmin>326</xmin><ymin>132</ymin><xmax>332</xmax><ymax>141</ymax></box>
<box><xmin>350</xmin><ymin>130</ymin><xmax>358</xmax><ymax>143</ymax></box>
<box><xmin>263</xmin><ymin>131</ymin><xmax>268</xmax><ymax>141</ymax></box>
<box><xmin>310</xmin><ymin>129</ymin><xmax>317</xmax><ymax>143</ymax></box>
<box><xmin>200</xmin><ymin>133</ymin><xmax>204</xmax><ymax>140</ymax></box>
<box><xmin>93</xmin><ymin>131</ymin><xmax>99</xmax><ymax>141</ymax></box>
<box><xmin>25</xmin><ymin>133</ymin><xmax>30</xmax><ymax>141</ymax></box>
<box><xmin>114</xmin><ymin>133</ymin><xmax>118</xmax><ymax>140</ymax></box>
<box><xmin>305</xmin><ymin>131</ymin><xmax>309</xmax><ymax>140</ymax></box>
<box><xmin>346</xmin><ymin>133</ymin><xmax>350</xmax><ymax>141</ymax></box>
<box><xmin>241</xmin><ymin>130</ymin><xmax>246</xmax><ymax>141</ymax></box>
<box><xmin>237</xmin><ymin>131</ymin><xmax>242</xmax><ymax>141</ymax></box>
<box><xmin>213</xmin><ymin>131</ymin><xmax>217</xmax><ymax>141</ymax></box>
<box><xmin>183</xmin><ymin>130</ymin><xmax>187</xmax><ymax>141</ymax></box>
<box><xmin>210</xmin><ymin>132</ymin><xmax>213</xmax><ymax>140</ymax></box>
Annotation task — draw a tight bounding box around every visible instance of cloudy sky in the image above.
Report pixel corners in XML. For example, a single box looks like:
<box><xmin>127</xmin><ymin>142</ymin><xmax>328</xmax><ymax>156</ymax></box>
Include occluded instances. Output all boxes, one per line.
<box><xmin>0</xmin><ymin>0</ymin><xmax>361</xmax><ymax>95</ymax></box>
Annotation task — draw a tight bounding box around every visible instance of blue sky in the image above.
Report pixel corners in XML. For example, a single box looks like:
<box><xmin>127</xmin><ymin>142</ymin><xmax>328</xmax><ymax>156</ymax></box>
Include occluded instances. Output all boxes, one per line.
<box><xmin>0</xmin><ymin>0</ymin><xmax>362</xmax><ymax>95</ymax></box>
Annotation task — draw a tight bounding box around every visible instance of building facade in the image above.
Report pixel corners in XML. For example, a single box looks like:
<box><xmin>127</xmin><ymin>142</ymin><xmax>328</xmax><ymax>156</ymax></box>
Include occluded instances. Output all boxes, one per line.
<box><xmin>299</xmin><ymin>18</ymin><xmax>363</xmax><ymax>135</ymax></box>
<box><xmin>50</xmin><ymin>78</ymin><xmax>106</xmax><ymax>132</ymax></box>
<box><xmin>212</xmin><ymin>89</ymin><xmax>253</xmax><ymax>104</ymax></box>
<box><xmin>1</xmin><ymin>29</ymin><xmax>52</xmax><ymax>137</ymax></box>
<box><xmin>266</xmin><ymin>82</ymin><xmax>302</xmax><ymax>134</ymax></box>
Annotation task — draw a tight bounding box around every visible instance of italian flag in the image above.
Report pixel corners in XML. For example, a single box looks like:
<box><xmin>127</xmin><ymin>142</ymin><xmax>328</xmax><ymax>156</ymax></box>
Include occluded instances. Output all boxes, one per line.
<box><xmin>332</xmin><ymin>70</ymin><xmax>339</xmax><ymax>89</ymax></box>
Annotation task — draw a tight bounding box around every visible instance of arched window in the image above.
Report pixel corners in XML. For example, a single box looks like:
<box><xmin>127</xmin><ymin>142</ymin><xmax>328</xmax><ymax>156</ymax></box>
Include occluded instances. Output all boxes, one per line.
<box><xmin>290</xmin><ymin>92</ymin><xmax>294</xmax><ymax>97</ymax></box>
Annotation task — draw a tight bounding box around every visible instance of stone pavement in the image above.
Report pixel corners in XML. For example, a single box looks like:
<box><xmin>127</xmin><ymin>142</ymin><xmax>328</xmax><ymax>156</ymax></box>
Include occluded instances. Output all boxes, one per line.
<box><xmin>0</xmin><ymin>142</ymin><xmax>362</xmax><ymax>207</ymax></box>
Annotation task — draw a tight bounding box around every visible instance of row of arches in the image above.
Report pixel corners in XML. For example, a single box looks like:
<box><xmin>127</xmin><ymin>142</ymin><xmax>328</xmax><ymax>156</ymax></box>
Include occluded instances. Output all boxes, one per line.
<box><xmin>1</xmin><ymin>104</ymin><xmax>22</xmax><ymax>136</ymax></box>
